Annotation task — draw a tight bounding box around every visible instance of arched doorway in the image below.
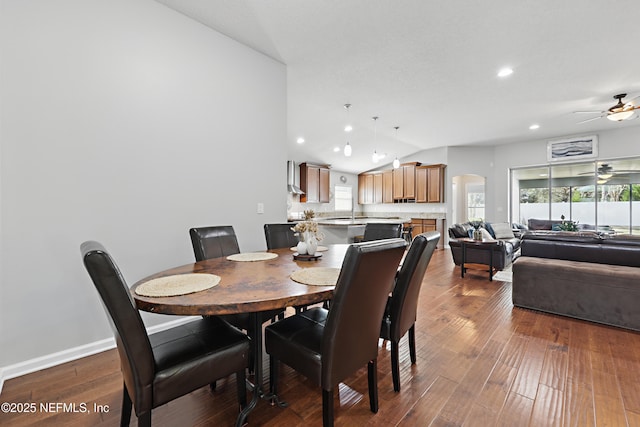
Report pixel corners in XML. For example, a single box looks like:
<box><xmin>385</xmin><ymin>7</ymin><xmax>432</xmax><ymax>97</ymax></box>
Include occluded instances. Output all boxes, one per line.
<box><xmin>452</xmin><ymin>174</ymin><xmax>486</xmax><ymax>225</ymax></box>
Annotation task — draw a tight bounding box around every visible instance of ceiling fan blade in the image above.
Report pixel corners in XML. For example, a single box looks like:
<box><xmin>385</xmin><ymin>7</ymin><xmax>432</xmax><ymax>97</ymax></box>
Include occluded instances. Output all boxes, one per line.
<box><xmin>577</xmin><ymin>115</ymin><xmax>604</xmax><ymax>124</ymax></box>
<box><xmin>624</xmin><ymin>94</ymin><xmax>640</xmax><ymax>107</ymax></box>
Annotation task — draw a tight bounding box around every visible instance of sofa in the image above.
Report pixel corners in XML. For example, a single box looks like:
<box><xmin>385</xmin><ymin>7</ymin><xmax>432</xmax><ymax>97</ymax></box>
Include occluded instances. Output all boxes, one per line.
<box><xmin>513</xmin><ymin>231</ymin><xmax>640</xmax><ymax>331</ymax></box>
<box><xmin>448</xmin><ymin>222</ymin><xmax>522</xmax><ymax>272</ymax></box>
<box><xmin>527</xmin><ymin>218</ymin><xmax>614</xmax><ymax>234</ymax></box>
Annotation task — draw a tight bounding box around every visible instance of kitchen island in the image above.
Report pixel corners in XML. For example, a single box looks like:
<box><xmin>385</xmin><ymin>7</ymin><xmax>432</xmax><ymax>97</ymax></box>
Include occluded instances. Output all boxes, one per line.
<box><xmin>316</xmin><ymin>217</ymin><xmax>410</xmax><ymax>244</ymax></box>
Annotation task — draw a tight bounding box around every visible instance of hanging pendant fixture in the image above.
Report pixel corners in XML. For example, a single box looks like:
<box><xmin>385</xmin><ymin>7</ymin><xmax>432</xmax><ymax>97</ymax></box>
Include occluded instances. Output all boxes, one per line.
<box><xmin>343</xmin><ymin>104</ymin><xmax>352</xmax><ymax>157</ymax></box>
<box><xmin>393</xmin><ymin>126</ymin><xmax>400</xmax><ymax>169</ymax></box>
<box><xmin>371</xmin><ymin>116</ymin><xmax>386</xmax><ymax>163</ymax></box>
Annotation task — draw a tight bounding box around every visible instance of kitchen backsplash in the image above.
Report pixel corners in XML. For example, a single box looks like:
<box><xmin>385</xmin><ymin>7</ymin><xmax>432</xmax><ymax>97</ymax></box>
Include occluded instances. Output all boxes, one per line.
<box><xmin>287</xmin><ymin>192</ymin><xmax>446</xmax><ymax>220</ymax></box>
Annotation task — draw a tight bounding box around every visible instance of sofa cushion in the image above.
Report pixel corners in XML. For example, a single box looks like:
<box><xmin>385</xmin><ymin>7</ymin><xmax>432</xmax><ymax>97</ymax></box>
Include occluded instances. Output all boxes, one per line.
<box><xmin>491</xmin><ymin>222</ymin><xmax>515</xmax><ymax>239</ymax></box>
<box><xmin>483</xmin><ymin>222</ymin><xmax>496</xmax><ymax>238</ymax></box>
<box><xmin>451</xmin><ymin>223</ymin><xmax>472</xmax><ymax>238</ymax></box>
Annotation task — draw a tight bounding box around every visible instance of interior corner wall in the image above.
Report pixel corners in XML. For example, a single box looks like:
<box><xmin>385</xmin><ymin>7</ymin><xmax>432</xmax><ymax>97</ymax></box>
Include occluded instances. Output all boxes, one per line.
<box><xmin>0</xmin><ymin>0</ymin><xmax>287</xmax><ymax>367</ymax></box>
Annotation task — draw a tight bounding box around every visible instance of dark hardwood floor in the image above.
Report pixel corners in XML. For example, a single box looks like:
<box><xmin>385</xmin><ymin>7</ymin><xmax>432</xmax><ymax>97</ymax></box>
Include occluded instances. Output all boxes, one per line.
<box><xmin>3</xmin><ymin>249</ymin><xmax>640</xmax><ymax>426</ymax></box>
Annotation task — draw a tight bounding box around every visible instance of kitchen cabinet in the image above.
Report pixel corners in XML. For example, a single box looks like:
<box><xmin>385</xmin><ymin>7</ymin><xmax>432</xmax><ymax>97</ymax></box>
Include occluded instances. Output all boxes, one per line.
<box><xmin>382</xmin><ymin>170</ymin><xmax>394</xmax><ymax>203</ymax></box>
<box><xmin>358</xmin><ymin>162</ymin><xmax>445</xmax><ymax>204</ymax></box>
<box><xmin>411</xmin><ymin>218</ymin><xmax>446</xmax><ymax>249</ymax></box>
<box><xmin>427</xmin><ymin>164</ymin><xmax>445</xmax><ymax>203</ymax></box>
<box><xmin>300</xmin><ymin>163</ymin><xmax>330</xmax><ymax>203</ymax></box>
<box><xmin>416</xmin><ymin>164</ymin><xmax>445</xmax><ymax>203</ymax></box>
<box><xmin>393</xmin><ymin>162</ymin><xmax>419</xmax><ymax>200</ymax></box>
<box><xmin>373</xmin><ymin>173</ymin><xmax>383</xmax><ymax>204</ymax></box>
<box><xmin>357</xmin><ymin>172</ymin><xmax>382</xmax><ymax>204</ymax></box>
<box><xmin>392</xmin><ymin>167</ymin><xmax>404</xmax><ymax>200</ymax></box>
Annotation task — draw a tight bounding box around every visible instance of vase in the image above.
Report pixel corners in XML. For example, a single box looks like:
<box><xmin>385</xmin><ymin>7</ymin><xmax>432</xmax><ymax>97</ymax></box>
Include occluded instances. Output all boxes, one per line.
<box><xmin>473</xmin><ymin>228</ymin><xmax>483</xmax><ymax>241</ymax></box>
<box><xmin>306</xmin><ymin>235</ymin><xmax>318</xmax><ymax>255</ymax></box>
<box><xmin>296</xmin><ymin>240</ymin><xmax>307</xmax><ymax>255</ymax></box>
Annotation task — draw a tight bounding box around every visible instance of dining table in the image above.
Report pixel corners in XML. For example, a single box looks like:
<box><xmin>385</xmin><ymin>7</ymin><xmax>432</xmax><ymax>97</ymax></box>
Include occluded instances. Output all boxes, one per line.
<box><xmin>131</xmin><ymin>244</ymin><xmax>349</xmax><ymax>427</ymax></box>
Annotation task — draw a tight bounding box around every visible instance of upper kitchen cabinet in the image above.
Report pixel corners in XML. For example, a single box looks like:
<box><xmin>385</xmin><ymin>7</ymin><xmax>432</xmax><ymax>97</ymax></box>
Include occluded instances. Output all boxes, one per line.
<box><xmin>358</xmin><ymin>163</ymin><xmax>446</xmax><ymax>204</ymax></box>
<box><xmin>416</xmin><ymin>164</ymin><xmax>446</xmax><ymax>203</ymax></box>
<box><xmin>393</xmin><ymin>162</ymin><xmax>420</xmax><ymax>201</ymax></box>
<box><xmin>382</xmin><ymin>170</ymin><xmax>393</xmax><ymax>203</ymax></box>
<box><xmin>357</xmin><ymin>172</ymin><xmax>383</xmax><ymax>204</ymax></box>
<box><xmin>300</xmin><ymin>163</ymin><xmax>330</xmax><ymax>203</ymax></box>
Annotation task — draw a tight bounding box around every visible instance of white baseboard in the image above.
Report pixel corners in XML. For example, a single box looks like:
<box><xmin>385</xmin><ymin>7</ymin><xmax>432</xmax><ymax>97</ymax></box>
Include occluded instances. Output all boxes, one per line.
<box><xmin>0</xmin><ymin>317</ymin><xmax>196</xmax><ymax>395</ymax></box>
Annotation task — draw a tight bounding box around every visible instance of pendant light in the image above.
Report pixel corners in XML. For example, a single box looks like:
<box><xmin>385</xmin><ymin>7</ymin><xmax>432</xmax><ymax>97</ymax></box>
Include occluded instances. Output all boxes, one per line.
<box><xmin>392</xmin><ymin>126</ymin><xmax>400</xmax><ymax>169</ymax></box>
<box><xmin>343</xmin><ymin>104</ymin><xmax>352</xmax><ymax>156</ymax></box>
<box><xmin>344</xmin><ymin>141</ymin><xmax>352</xmax><ymax>157</ymax></box>
<box><xmin>371</xmin><ymin>116</ymin><xmax>380</xmax><ymax>162</ymax></box>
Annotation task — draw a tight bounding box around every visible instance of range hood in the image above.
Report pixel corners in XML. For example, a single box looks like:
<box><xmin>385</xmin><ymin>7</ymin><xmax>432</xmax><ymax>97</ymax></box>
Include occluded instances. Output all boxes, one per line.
<box><xmin>287</xmin><ymin>161</ymin><xmax>305</xmax><ymax>194</ymax></box>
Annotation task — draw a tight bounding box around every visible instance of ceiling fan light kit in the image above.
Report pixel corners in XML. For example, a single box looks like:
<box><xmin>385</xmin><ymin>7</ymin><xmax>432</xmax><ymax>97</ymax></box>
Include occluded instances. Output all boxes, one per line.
<box><xmin>576</xmin><ymin>93</ymin><xmax>640</xmax><ymax>123</ymax></box>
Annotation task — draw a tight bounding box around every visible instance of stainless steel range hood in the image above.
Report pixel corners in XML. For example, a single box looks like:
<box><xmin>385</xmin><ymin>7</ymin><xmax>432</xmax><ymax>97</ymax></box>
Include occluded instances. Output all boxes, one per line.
<box><xmin>287</xmin><ymin>161</ymin><xmax>305</xmax><ymax>194</ymax></box>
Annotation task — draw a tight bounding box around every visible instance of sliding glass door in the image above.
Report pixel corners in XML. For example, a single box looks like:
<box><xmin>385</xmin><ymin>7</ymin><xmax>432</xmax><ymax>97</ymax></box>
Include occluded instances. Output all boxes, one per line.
<box><xmin>510</xmin><ymin>157</ymin><xmax>640</xmax><ymax>235</ymax></box>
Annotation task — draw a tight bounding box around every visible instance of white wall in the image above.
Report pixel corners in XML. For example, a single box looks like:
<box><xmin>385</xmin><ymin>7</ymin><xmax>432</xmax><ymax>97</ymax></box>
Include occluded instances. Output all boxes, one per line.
<box><xmin>0</xmin><ymin>0</ymin><xmax>286</xmax><ymax>368</ymax></box>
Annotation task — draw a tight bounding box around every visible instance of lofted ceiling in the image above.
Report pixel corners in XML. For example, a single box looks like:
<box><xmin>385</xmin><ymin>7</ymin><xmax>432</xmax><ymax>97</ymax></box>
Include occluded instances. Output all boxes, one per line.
<box><xmin>155</xmin><ymin>0</ymin><xmax>640</xmax><ymax>174</ymax></box>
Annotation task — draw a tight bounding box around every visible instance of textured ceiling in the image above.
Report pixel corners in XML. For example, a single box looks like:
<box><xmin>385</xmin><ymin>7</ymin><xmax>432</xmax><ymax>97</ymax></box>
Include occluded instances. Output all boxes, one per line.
<box><xmin>155</xmin><ymin>0</ymin><xmax>640</xmax><ymax>173</ymax></box>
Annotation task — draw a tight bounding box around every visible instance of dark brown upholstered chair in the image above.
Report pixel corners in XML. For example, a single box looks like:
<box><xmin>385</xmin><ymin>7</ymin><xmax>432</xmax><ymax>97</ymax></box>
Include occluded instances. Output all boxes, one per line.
<box><xmin>265</xmin><ymin>238</ymin><xmax>407</xmax><ymax>427</ymax></box>
<box><xmin>190</xmin><ymin>225</ymin><xmax>241</xmax><ymax>260</ymax></box>
<box><xmin>362</xmin><ymin>222</ymin><xmax>403</xmax><ymax>242</ymax></box>
<box><xmin>189</xmin><ymin>226</ymin><xmax>284</xmax><ymax>341</ymax></box>
<box><xmin>81</xmin><ymin>241</ymin><xmax>249</xmax><ymax>427</ymax></box>
<box><xmin>380</xmin><ymin>231</ymin><xmax>440</xmax><ymax>391</ymax></box>
<box><xmin>264</xmin><ymin>222</ymin><xmax>328</xmax><ymax>313</ymax></box>
<box><xmin>264</xmin><ymin>223</ymin><xmax>299</xmax><ymax>250</ymax></box>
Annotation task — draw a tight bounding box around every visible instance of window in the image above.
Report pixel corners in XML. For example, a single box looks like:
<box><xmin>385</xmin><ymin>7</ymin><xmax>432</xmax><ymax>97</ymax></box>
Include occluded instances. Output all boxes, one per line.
<box><xmin>334</xmin><ymin>185</ymin><xmax>352</xmax><ymax>212</ymax></box>
<box><xmin>510</xmin><ymin>157</ymin><xmax>640</xmax><ymax>234</ymax></box>
<box><xmin>467</xmin><ymin>183</ymin><xmax>485</xmax><ymax>221</ymax></box>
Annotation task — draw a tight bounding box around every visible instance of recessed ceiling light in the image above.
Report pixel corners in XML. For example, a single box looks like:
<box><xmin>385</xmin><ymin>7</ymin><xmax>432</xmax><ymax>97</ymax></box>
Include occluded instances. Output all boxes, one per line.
<box><xmin>344</xmin><ymin>125</ymin><xmax>353</xmax><ymax>132</ymax></box>
<box><xmin>497</xmin><ymin>67</ymin><xmax>513</xmax><ymax>78</ymax></box>
<box><xmin>529</xmin><ymin>124</ymin><xmax>540</xmax><ymax>130</ymax></box>
<box><xmin>333</xmin><ymin>147</ymin><xmax>340</xmax><ymax>152</ymax></box>
<box><xmin>296</xmin><ymin>137</ymin><xmax>305</xmax><ymax>144</ymax></box>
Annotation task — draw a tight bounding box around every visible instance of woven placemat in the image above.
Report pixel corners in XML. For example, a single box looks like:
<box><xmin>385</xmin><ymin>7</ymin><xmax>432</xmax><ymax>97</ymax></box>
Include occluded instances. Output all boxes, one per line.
<box><xmin>289</xmin><ymin>245</ymin><xmax>329</xmax><ymax>252</ymax></box>
<box><xmin>226</xmin><ymin>252</ymin><xmax>278</xmax><ymax>262</ymax></box>
<box><xmin>290</xmin><ymin>267</ymin><xmax>340</xmax><ymax>286</ymax></box>
<box><xmin>135</xmin><ymin>273</ymin><xmax>220</xmax><ymax>297</ymax></box>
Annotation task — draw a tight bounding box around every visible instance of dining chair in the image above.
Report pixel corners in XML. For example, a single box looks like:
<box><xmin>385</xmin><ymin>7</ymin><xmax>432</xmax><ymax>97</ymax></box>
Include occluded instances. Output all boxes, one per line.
<box><xmin>81</xmin><ymin>241</ymin><xmax>250</xmax><ymax>427</ymax></box>
<box><xmin>189</xmin><ymin>226</ymin><xmax>285</xmax><ymax>353</ymax></box>
<box><xmin>265</xmin><ymin>238</ymin><xmax>407</xmax><ymax>427</ymax></box>
<box><xmin>263</xmin><ymin>223</ymin><xmax>299</xmax><ymax>250</ymax></box>
<box><xmin>362</xmin><ymin>222</ymin><xmax>403</xmax><ymax>242</ymax></box>
<box><xmin>264</xmin><ymin>222</ymin><xmax>328</xmax><ymax>313</ymax></box>
<box><xmin>379</xmin><ymin>231</ymin><xmax>440</xmax><ymax>391</ymax></box>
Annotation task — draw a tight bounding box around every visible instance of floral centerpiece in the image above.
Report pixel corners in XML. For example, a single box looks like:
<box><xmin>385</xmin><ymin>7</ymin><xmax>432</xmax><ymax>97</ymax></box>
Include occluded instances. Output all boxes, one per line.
<box><xmin>557</xmin><ymin>215</ymin><xmax>578</xmax><ymax>232</ymax></box>
<box><xmin>291</xmin><ymin>210</ymin><xmax>324</xmax><ymax>254</ymax></box>
<box><xmin>469</xmin><ymin>219</ymin><xmax>484</xmax><ymax>241</ymax></box>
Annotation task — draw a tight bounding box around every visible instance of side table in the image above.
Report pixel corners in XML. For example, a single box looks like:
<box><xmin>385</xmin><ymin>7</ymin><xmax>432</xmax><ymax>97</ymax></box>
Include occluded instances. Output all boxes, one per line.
<box><xmin>460</xmin><ymin>238</ymin><xmax>501</xmax><ymax>281</ymax></box>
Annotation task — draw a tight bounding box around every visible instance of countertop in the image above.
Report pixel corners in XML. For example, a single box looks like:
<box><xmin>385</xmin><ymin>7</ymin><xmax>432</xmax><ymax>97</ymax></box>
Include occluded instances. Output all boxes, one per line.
<box><xmin>316</xmin><ymin>217</ymin><xmax>411</xmax><ymax>226</ymax></box>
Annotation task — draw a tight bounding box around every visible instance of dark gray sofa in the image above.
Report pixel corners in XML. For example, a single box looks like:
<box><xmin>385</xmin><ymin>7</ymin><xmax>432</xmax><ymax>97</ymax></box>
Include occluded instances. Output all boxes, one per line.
<box><xmin>513</xmin><ymin>231</ymin><xmax>640</xmax><ymax>331</ymax></box>
<box><xmin>448</xmin><ymin>222</ymin><xmax>521</xmax><ymax>271</ymax></box>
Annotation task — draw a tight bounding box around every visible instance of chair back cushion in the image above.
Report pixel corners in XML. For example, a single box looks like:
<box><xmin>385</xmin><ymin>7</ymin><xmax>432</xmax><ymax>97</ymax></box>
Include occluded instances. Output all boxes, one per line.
<box><xmin>264</xmin><ymin>223</ymin><xmax>299</xmax><ymax>249</ymax></box>
<box><xmin>322</xmin><ymin>238</ymin><xmax>406</xmax><ymax>387</ymax></box>
<box><xmin>81</xmin><ymin>241</ymin><xmax>154</xmax><ymax>411</ymax></box>
<box><xmin>362</xmin><ymin>223</ymin><xmax>403</xmax><ymax>242</ymax></box>
<box><xmin>388</xmin><ymin>232</ymin><xmax>439</xmax><ymax>341</ymax></box>
<box><xmin>189</xmin><ymin>226</ymin><xmax>240</xmax><ymax>260</ymax></box>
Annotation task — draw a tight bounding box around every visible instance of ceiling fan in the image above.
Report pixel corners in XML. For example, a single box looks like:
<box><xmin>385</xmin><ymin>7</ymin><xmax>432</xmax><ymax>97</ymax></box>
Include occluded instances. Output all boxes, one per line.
<box><xmin>574</xmin><ymin>93</ymin><xmax>640</xmax><ymax>124</ymax></box>
<box><xmin>578</xmin><ymin>163</ymin><xmax>637</xmax><ymax>183</ymax></box>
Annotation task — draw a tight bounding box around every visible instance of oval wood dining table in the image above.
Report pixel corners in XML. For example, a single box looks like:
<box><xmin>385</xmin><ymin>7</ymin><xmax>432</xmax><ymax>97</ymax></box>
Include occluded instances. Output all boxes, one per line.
<box><xmin>132</xmin><ymin>244</ymin><xmax>349</xmax><ymax>427</ymax></box>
